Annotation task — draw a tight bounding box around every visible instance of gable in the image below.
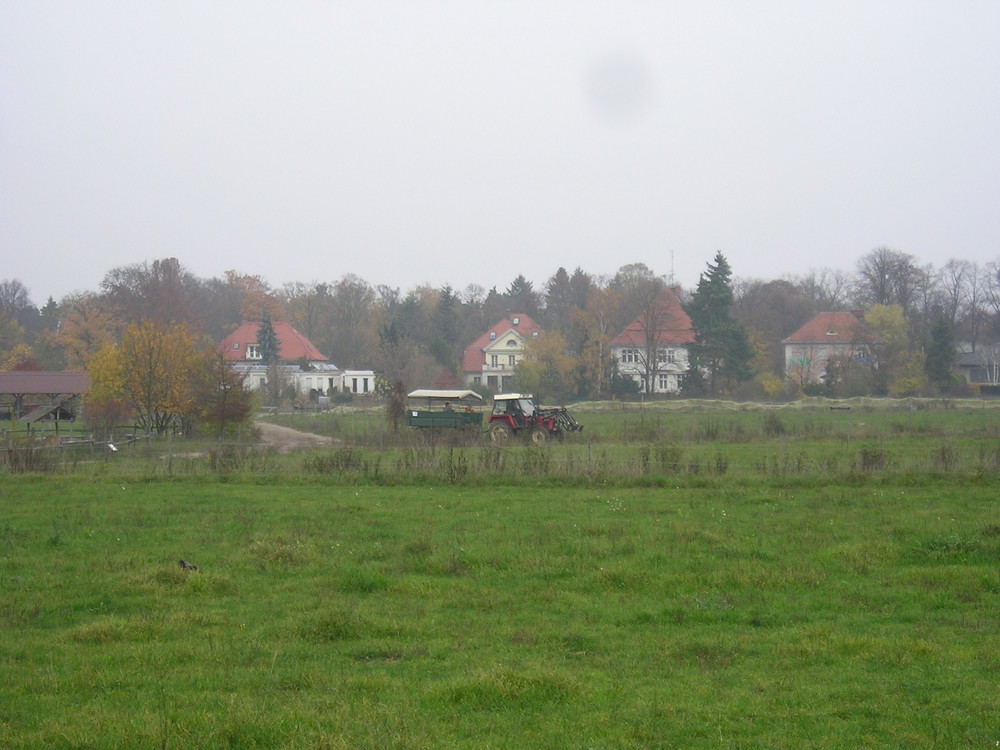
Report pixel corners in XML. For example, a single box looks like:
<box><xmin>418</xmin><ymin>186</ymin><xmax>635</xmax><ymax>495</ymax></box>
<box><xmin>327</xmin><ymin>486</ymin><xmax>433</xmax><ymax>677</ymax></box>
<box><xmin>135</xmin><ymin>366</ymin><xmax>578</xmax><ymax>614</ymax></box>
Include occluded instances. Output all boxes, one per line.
<box><xmin>609</xmin><ymin>287</ymin><xmax>695</xmax><ymax>349</ymax></box>
<box><xmin>219</xmin><ymin>321</ymin><xmax>330</xmax><ymax>363</ymax></box>
<box><xmin>781</xmin><ymin>312</ymin><xmax>886</xmax><ymax>346</ymax></box>
<box><xmin>462</xmin><ymin>313</ymin><xmax>543</xmax><ymax>372</ymax></box>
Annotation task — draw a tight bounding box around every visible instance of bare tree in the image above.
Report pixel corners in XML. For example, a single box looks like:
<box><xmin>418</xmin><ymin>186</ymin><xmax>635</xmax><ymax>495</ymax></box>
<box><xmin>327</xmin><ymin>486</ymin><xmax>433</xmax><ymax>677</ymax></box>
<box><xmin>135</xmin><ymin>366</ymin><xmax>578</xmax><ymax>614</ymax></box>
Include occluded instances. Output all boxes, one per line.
<box><xmin>100</xmin><ymin>257</ymin><xmax>200</xmax><ymax>328</ymax></box>
<box><xmin>853</xmin><ymin>247</ymin><xmax>926</xmax><ymax>317</ymax></box>
<box><xmin>797</xmin><ymin>268</ymin><xmax>851</xmax><ymax>311</ymax></box>
<box><xmin>0</xmin><ymin>279</ymin><xmax>33</xmax><ymax>318</ymax></box>
<box><xmin>329</xmin><ymin>274</ymin><xmax>375</xmax><ymax>368</ymax></box>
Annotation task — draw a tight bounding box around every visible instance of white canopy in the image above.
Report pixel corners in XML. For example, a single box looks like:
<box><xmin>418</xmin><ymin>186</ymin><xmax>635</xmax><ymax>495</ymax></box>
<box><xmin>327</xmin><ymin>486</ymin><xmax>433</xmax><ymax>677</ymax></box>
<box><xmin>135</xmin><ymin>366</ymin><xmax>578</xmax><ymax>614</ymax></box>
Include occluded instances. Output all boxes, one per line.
<box><xmin>407</xmin><ymin>389</ymin><xmax>483</xmax><ymax>401</ymax></box>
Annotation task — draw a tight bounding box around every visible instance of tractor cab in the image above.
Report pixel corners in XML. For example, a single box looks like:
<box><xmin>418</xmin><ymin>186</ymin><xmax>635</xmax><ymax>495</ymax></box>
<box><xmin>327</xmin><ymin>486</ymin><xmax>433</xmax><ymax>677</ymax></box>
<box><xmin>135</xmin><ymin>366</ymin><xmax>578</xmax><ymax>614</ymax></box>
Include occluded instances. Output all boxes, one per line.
<box><xmin>492</xmin><ymin>393</ymin><xmax>535</xmax><ymax>420</ymax></box>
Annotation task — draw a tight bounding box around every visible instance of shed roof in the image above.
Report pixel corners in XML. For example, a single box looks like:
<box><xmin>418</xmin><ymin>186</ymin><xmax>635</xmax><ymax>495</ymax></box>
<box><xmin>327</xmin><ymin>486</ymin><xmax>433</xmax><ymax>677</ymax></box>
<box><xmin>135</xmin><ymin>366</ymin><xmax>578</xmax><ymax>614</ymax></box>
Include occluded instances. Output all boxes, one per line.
<box><xmin>0</xmin><ymin>371</ymin><xmax>91</xmax><ymax>395</ymax></box>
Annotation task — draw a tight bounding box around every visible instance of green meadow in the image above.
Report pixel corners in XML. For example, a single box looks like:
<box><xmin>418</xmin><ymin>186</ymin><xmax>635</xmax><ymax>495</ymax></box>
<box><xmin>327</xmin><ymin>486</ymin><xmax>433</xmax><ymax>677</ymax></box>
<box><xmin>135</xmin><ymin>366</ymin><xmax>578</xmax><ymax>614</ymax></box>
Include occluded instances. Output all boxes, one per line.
<box><xmin>2</xmin><ymin>400</ymin><xmax>1000</xmax><ymax>747</ymax></box>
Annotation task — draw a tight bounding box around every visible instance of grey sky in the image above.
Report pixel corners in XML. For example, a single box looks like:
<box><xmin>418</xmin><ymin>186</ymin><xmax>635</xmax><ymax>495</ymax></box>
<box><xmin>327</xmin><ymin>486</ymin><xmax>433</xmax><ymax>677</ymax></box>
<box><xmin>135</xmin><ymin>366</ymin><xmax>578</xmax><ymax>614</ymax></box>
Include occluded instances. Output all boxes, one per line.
<box><xmin>2</xmin><ymin>1</ymin><xmax>998</xmax><ymax>304</ymax></box>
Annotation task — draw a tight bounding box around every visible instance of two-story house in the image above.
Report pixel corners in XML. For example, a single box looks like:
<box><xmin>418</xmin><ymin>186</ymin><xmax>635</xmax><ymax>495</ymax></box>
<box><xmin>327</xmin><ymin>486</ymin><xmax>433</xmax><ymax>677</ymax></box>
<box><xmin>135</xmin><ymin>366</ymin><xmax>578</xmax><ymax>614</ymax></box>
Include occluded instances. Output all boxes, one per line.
<box><xmin>782</xmin><ymin>311</ymin><xmax>886</xmax><ymax>386</ymax></box>
<box><xmin>609</xmin><ymin>287</ymin><xmax>695</xmax><ymax>394</ymax></box>
<box><xmin>462</xmin><ymin>313</ymin><xmax>543</xmax><ymax>391</ymax></box>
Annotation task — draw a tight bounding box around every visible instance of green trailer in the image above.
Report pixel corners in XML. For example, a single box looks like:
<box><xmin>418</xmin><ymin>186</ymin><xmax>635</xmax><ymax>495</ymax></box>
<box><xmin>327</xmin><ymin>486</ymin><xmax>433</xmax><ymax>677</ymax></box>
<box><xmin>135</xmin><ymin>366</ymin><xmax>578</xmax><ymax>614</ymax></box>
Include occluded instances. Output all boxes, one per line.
<box><xmin>407</xmin><ymin>389</ymin><xmax>484</xmax><ymax>429</ymax></box>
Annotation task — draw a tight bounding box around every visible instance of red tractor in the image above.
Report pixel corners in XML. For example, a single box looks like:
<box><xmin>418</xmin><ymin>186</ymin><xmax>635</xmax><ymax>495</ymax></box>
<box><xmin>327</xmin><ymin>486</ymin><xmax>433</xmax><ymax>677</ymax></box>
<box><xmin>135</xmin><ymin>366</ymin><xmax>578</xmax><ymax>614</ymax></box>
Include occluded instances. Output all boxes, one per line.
<box><xmin>487</xmin><ymin>393</ymin><xmax>583</xmax><ymax>444</ymax></box>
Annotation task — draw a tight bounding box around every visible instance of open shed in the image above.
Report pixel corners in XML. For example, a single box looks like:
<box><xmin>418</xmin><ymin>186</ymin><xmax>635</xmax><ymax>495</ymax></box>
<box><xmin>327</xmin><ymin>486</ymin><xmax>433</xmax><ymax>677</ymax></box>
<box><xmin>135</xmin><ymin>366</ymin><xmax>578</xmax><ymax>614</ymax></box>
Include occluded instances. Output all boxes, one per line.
<box><xmin>0</xmin><ymin>371</ymin><xmax>91</xmax><ymax>424</ymax></box>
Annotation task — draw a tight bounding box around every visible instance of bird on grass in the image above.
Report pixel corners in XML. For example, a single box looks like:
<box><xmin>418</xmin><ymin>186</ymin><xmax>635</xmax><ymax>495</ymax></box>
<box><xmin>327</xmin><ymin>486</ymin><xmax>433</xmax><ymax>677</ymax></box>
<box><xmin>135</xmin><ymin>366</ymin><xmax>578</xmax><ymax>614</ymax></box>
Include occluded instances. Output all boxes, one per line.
<box><xmin>178</xmin><ymin>559</ymin><xmax>198</xmax><ymax>571</ymax></box>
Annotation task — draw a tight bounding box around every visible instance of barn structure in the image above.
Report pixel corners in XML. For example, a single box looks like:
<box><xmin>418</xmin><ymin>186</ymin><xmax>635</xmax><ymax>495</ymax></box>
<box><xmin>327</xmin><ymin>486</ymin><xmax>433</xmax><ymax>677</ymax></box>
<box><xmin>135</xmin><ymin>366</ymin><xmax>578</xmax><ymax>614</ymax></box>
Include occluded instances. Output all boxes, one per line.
<box><xmin>0</xmin><ymin>371</ymin><xmax>91</xmax><ymax>426</ymax></box>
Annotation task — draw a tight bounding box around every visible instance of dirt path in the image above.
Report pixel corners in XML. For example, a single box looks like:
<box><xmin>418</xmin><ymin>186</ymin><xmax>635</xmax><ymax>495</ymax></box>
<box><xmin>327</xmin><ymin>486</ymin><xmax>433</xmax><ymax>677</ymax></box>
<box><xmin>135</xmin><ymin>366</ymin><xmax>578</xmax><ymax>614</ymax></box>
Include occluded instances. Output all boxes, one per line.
<box><xmin>255</xmin><ymin>421</ymin><xmax>336</xmax><ymax>452</ymax></box>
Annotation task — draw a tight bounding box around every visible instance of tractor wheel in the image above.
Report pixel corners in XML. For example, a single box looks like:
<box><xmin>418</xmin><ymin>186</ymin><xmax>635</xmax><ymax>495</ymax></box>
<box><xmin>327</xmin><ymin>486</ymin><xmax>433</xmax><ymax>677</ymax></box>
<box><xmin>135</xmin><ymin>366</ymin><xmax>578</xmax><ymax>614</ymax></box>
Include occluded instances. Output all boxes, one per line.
<box><xmin>530</xmin><ymin>427</ymin><xmax>549</xmax><ymax>444</ymax></box>
<box><xmin>489</xmin><ymin>422</ymin><xmax>513</xmax><ymax>443</ymax></box>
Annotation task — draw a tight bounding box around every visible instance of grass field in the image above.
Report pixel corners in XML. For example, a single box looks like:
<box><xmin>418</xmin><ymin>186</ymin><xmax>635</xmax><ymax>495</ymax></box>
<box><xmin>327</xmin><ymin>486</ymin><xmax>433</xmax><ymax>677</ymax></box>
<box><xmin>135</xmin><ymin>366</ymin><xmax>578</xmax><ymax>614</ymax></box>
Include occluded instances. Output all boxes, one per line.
<box><xmin>2</xmin><ymin>401</ymin><xmax>1000</xmax><ymax>747</ymax></box>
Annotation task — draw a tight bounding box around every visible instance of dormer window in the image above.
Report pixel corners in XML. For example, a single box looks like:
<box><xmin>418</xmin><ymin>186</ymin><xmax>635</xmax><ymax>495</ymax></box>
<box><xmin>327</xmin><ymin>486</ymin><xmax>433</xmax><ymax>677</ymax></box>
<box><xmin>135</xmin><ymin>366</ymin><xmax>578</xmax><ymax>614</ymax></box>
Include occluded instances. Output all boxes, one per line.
<box><xmin>247</xmin><ymin>344</ymin><xmax>261</xmax><ymax>359</ymax></box>
<box><xmin>232</xmin><ymin>343</ymin><xmax>239</xmax><ymax>350</ymax></box>
<box><xmin>512</xmin><ymin>317</ymin><xmax>520</xmax><ymax>325</ymax></box>
<box><xmin>826</xmin><ymin>330</ymin><xmax>837</xmax><ymax>336</ymax></box>
<box><xmin>532</xmin><ymin>332</ymin><xmax>539</xmax><ymax>338</ymax></box>
<box><xmin>489</xmin><ymin>331</ymin><xmax>496</xmax><ymax>340</ymax></box>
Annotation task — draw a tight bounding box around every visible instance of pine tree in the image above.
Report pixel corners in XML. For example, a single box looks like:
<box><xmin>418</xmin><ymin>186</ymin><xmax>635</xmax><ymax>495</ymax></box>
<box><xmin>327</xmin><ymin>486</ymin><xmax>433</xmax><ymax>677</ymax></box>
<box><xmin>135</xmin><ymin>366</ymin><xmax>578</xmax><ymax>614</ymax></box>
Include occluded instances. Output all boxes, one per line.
<box><xmin>685</xmin><ymin>252</ymin><xmax>753</xmax><ymax>397</ymax></box>
<box><xmin>257</xmin><ymin>308</ymin><xmax>282</xmax><ymax>404</ymax></box>
<box><xmin>924</xmin><ymin>315</ymin><xmax>956</xmax><ymax>389</ymax></box>
<box><xmin>258</xmin><ymin>308</ymin><xmax>279</xmax><ymax>365</ymax></box>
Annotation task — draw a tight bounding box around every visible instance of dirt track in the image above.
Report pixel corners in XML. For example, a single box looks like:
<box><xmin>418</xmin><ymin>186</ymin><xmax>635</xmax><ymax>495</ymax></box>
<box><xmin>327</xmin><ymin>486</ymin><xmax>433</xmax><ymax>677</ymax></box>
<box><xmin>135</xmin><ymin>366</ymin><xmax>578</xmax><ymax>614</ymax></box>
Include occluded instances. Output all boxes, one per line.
<box><xmin>255</xmin><ymin>421</ymin><xmax>336</xmax><ymax>452</ymax></box>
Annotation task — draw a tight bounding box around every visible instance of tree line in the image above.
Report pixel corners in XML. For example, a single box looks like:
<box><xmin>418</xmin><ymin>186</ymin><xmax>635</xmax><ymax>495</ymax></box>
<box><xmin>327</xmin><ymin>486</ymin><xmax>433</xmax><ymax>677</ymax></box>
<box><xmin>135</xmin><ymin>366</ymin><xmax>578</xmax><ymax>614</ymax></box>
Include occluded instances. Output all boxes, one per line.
<box><xmin>1</xmin><ymin>247</ymin><xmax>999</xmax><ymax>411</ymax></box>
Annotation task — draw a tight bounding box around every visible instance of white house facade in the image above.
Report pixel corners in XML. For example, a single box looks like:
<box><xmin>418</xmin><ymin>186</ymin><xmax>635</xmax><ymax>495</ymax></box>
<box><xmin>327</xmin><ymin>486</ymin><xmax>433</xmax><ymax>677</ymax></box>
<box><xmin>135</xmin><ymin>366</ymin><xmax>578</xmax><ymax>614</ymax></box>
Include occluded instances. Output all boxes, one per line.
<box><xmin>609</xmin><ymin>287</ymin><xmax>696</xmax><ymax>395</ymax></box>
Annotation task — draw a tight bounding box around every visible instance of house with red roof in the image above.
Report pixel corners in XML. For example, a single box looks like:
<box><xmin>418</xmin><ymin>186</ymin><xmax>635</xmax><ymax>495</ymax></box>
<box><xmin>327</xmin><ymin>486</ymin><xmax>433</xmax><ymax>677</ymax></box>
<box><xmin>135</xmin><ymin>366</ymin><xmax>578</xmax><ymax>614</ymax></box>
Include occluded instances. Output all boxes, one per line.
<box><xmin>609</xmin><ymin>287</ymin><xmax>695</xmax><ymax>394</ymax></box>
<box><xmin>462</xmin><ymin>313</ymin><xmax>543</xmax><ymax>391</ymax></box>
<box><xmin>781</xmin><ymin>311</ymin><xmax>886</xmax><ymax>386</ymax></box>
<box><xmin>218</xmin><ymin>321</ymin><xmax>375</xmax><ymax>397</ymax></box>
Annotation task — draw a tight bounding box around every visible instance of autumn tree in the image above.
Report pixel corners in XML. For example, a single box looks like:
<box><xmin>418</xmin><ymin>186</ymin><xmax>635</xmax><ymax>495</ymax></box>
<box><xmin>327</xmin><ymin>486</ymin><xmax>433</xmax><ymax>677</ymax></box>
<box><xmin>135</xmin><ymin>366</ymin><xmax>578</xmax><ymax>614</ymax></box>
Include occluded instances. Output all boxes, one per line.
<box><xmin>191</xmin><ymin>349</ymin><xmax>256</xmax><ymax>438</ymax></box>
<box><xmin>84</xmin><ymin>345</ymin><xmax>133</xmax><ymax>439</ymax></box>
<box><xmin>89</xmin><ymin>321</ymin><xmax>201</xmax><ymax>435</ymax></box>
<box><xmin>685</xmin><ymin>253</ymin><xmax>754</xmax><ymax>396</ymax></box>
<box><xmin>514</xmin><ymin>331</ymin><xmax>576</xmax><ymax>402</ymax></box>
<box><xmin>56</xmin><ymin>293</ymin><xmax>119</xmax><ymax>369</ymax></box>
<box><xmin>863</xmin><ymin>304</ymin><xmax>927</xmax><ymax>396</ymax></box>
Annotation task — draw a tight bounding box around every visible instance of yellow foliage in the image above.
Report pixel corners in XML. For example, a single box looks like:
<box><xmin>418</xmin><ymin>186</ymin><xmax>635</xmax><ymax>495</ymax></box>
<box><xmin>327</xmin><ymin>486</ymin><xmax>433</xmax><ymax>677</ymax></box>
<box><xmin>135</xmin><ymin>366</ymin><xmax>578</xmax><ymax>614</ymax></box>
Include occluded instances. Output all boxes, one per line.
<box><xmin>0</xmin><ymin>344</ymin><xmax>34</xmax><ymax>371</ymax></box>
<box><xmin>87</xmin><ymin>321</ymin><xmax>201</xmax><ymax>433</ymax></box>
<box><xmin>56</xmin><ymin>294</ymin><xmax>120</xmax><ymax>368</ymax></box>
<box><xmin>757</xmin><ymin>372</ymin><xmax>786</xmax><ymax>399</ymax></box>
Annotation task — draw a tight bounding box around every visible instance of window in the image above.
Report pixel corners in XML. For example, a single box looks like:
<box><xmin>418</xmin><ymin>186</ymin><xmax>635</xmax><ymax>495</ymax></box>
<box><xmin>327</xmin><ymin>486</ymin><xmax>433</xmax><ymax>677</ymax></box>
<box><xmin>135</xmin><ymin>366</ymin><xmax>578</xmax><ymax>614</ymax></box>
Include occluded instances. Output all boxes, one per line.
<box><xmin>489</xmin><ymin>331</ymin><xmax>496</xmax><ymax>340</ymax></box>
<box><xmin>532</xmin><ymin>331</ymin><xmax>538</xmax><ymax>338</ymax></box>
<box><xmin>508</xmin><ymin>354</ymin><xmax>516</xmax><ymax>366</ymax></box>
<box><xmin>512</xmin><ymin>317</ymin><xmax>520</xmax><ymax>325</ymax></box>
<box><xmin>473</xmin><ymin>376</ymin><xmax>481</xmax><ymax>385</ymax></box>
<box><xmin>658</xmin><ymin>374</ymin><xmax>670</xmax><ymax>390</ymax></box>
<box><xmin>621</xmin><ymin>349</ymin><xmax>638</xmax><ymax>364</ymax></box>
<box><xmin>247</xmin><ymin>344</ymin><xmax>261</xmax><ymax>359</ymax></box>
<box><xmin>232</xmin><ymin>343</ymin><xmax>239</xmax><ymax>350</ymax></box>
<box><xmin>491</xmin><ymin>355</ymin><xmax>499</xmax><ymax>367</ymax></box>
<box><xmin>667</xmin><ymin>349</ymin><xmax>676</xmax><ymax>364</ymax></box>
<box><xmin>506</xmin><ymin>339</ymin><xmax>517</xmax><ymax>347</ymax></box>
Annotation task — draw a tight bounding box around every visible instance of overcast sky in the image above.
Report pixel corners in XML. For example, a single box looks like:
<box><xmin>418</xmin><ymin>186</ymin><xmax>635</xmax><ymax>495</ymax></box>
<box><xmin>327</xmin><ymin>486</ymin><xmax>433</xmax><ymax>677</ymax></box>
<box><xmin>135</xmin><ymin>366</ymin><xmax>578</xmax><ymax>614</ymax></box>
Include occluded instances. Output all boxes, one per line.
<box><xmin>2</xmin><ymin>1</ymin><xmax>999</xmax><ymax>304</ymax></box>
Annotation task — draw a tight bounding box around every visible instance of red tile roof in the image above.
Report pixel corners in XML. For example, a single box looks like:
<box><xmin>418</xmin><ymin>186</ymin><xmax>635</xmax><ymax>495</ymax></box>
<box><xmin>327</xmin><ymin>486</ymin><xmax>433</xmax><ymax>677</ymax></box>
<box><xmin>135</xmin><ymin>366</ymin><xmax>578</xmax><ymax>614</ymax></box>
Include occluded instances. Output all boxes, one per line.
<box><xmin>0</xmin><ymin>371</ymin><xmax>91</xmax><ymax>395</ymax></box>
<box><xmin>781</xmin><ymin>312</ymin><xmax>886</xmax><ymax>345</ymax></box>
<box><xmin>609</xmin><ymin>287</ymin><xmax>695</xmax><ymax>348</ymax></box>
<box><xmin>218</xmin><ymin>321</ymin><xmax>329</xmax><ymax>363</ymax></box>
<box><xmin>462</xmin><ymin>313</ymin><xmax>544</xmax><ymax>373</ymax></box>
